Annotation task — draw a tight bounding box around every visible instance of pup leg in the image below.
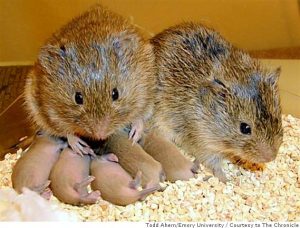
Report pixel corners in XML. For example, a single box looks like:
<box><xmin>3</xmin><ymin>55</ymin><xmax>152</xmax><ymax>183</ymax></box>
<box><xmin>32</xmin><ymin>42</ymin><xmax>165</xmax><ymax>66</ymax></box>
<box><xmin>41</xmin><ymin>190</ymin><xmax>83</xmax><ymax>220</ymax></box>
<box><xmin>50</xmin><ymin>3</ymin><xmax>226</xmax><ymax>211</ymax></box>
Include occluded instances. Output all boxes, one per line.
<box><xmin>106</xmin><ymin>131</ymin><xmax>165</xmax><ymax>188</ymax></box>
<box><xmin>74</xmin><ymin>176</ymin><xmax>101</xmax><ymax>204</ymax></box>
<box><xmin>143</xmin><ymin>131</ymin><xmax>198</xmax><ymax>182</ymax></box>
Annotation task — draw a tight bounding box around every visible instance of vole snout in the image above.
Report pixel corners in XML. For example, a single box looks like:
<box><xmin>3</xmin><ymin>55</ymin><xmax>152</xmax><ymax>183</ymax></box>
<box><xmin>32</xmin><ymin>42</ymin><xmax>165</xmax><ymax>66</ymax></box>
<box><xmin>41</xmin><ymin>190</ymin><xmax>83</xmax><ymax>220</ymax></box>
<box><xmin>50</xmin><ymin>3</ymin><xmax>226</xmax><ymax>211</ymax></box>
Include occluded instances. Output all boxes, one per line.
<box><xmin>93</xmin><ymin>116</ymin><xmax>111</xmax><ymax>140</ymax></box>
<box><xmin>255</xmin><ymin>142</ymin><xmax>278</xmax><ymax>163</ymax></box>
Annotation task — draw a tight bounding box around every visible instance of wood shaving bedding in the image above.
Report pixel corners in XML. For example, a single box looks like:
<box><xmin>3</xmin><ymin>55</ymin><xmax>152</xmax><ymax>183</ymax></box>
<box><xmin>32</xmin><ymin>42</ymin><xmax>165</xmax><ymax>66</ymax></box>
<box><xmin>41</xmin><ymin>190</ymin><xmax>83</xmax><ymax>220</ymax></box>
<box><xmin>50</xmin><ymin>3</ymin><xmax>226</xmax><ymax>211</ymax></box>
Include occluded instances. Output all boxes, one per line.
<box><xmin>0</xmin><ymin>115</ymin><xmax>299</xmax><ymax>221</ymax></box>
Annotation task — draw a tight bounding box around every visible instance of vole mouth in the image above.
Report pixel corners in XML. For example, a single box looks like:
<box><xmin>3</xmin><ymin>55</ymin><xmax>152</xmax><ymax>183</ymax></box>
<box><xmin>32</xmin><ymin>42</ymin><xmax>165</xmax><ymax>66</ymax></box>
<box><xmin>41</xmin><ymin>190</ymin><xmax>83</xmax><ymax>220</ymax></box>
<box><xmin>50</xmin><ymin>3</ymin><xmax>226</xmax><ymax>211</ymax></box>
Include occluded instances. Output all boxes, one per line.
<box><xmin>253</xmin><ymin>155</ymin><xmax>277</xmax><ymax>163</ymax></box>
<box><xmin>93</xmin><ymin>134</ymin><xmax>108</xmax><ymax>140</ymax></box>
<box><xmin>79</xmin><ymin>135</ymin><xmax>107</xmax><ymax>151</ymax></box>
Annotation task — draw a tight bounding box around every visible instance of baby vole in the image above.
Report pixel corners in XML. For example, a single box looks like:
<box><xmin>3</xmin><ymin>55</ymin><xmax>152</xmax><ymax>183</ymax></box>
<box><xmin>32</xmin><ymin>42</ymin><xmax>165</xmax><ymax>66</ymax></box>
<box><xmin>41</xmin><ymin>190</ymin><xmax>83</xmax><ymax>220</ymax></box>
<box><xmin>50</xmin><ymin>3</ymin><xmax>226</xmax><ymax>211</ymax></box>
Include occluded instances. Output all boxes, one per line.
<box><xmin>106</xmin><ymin>130</ymin><xmax>165</xmax><ymax>188</ymax></box>
<box><xmin>91</xmin><ymin>153</ymin><xmax>159</xmax><ymax>206</ymax></box>
<box><xmin>12</xmin><ymin>132</ymin><xmax>66</xmax><ymax>198</ymax></box>
<box><xmin>50</xmin><ymin>147</ymin><xmax>100</xmax><ymax>205</ymax></box>
<box><xmin>150</xmin><ymin>22</ymin><xmax>283</xmax><ymax>182</ymax></box>
<box><xmin>24</xmin><ymin>4</ymin><xmax>155</xmax><ymax>156</ymax></box>
<box><xmin>143</xmin><ymin>130</ymin><xmax>199</xmax><ymax>182</ymax></box>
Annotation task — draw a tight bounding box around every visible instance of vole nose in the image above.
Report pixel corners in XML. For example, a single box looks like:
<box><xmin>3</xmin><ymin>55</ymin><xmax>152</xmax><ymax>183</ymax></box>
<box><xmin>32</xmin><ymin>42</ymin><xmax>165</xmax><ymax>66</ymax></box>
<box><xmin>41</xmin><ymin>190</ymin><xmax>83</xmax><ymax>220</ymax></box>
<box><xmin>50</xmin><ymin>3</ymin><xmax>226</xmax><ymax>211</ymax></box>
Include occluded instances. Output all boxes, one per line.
<box><xmin>94</xmin><ymin>116</ymin><xmax>110</xmax><ymax>140</ymax></box>
<box><xmin>257</xmin><ymin>142</ymin><xmax>278</xmax><ymax>162</ymax></box>
<box><xmin>95</xmin><ymin>128</ymin><xmax>107</xmax><ymax>140</ymax></box>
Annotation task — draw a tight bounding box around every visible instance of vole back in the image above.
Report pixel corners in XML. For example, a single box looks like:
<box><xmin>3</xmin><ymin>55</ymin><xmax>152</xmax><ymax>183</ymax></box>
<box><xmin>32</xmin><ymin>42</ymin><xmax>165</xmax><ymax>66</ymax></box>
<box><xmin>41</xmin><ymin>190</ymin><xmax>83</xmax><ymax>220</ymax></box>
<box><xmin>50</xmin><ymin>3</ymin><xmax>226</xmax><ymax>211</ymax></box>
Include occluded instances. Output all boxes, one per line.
<box><xmin>151</xmin><ymin>22</ymin><xmax>283</xmax><ymax>182</ymax></box>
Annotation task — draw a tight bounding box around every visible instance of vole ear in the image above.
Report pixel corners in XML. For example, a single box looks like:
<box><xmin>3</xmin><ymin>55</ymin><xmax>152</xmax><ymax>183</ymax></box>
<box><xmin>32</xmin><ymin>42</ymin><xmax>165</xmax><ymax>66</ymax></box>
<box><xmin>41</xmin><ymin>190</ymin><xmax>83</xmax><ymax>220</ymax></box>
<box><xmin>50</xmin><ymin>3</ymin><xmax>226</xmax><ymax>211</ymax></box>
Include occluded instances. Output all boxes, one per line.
<box><xmin>212</xmin><ymin>78</ymin><xmax>231</xmax><ymax>100</ymax></box>
<box><xmin>112</xmin><ymin>31</ymin><xmax>140</xmax><ymax>57</ymax></box>
<box><xmin>38</xmin><ymin>44</ymin><xmax>75</xmax><ymax>77</ymax></box>
<box><xmin>199</xmin><ymin>80</ymin><xmax>229</xmax><ymax>104</ymax></box>
<box><xmin>265</xmin><ymin>67</ymin><xmax>281</xmax><ymax>87</ymax></box>
<box><xmin>38</xmin><ymin>44</ymin><xmax>67</xmax><ymax>76</ymax></box>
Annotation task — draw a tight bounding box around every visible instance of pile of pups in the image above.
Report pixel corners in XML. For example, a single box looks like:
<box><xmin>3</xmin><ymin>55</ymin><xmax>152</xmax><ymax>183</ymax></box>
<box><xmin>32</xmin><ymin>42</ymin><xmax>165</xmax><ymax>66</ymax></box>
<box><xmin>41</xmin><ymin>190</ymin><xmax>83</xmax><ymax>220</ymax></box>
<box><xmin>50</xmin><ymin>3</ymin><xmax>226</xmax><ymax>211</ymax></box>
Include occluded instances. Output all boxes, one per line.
<box><xmin>11</xmin><ymin>4</ymin><xmax>283</xmax><ymax>206</ymax></box>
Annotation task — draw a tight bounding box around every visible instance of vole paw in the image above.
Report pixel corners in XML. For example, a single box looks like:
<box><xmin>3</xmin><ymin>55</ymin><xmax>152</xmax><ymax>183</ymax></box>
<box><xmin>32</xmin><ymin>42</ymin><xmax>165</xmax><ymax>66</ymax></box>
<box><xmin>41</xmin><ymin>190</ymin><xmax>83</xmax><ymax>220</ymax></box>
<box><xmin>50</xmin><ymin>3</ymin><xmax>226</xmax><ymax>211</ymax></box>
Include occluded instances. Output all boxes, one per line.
<box><xmin>139</xmin><ymin>182</ymin><xmax>159</xmax><ymax>201</ymax></box>
<box><xmin>40</xmin><ymin>188</ymin><xmax>53</xmax><ymax>200</ymax></box>
<box><xmin>28</xmin><ymin>181</ymin><xmax>52</xmax><ymax>200</ymax></box>
<box><xmin>191</xmin><ymin>158</ymin><xmax>200</xmax><ymax>174</ymax></box>
<box><xmin>67</xmin><ymin>134</ymin><xmax>96</xmax><ymax>157</ymax></box>
<box><xmin>79</xmin><ymin>190</ymin><xmax>101</xmax><ymax>205</ymax></box>
<box><xmin>74</xmin><ymin>176</ymin><xmax>95</xmax><ymax>195</ymax></box>
<box><xmin>160</xmin><ymin>170</ymin><xmax>166</xmax><ymax>182</ymax></box>
<box><xmin>213</xmin><ymin>169</ymin><xmax>228</xmax><ymax>183</ymax></box>
<box><xmin>31</xmin><ymin>180</ymin><xmax>51</xmax><ymax>195</ymax></box>
<box><xmin>129</xmin><ymin>119</ymin><xmax>144</xmax><ymax>144</ymax></box>
<box><xmin>129</xmin><ymin>171</ymin><xmax>142</xmax><ymax>189</ymax></box>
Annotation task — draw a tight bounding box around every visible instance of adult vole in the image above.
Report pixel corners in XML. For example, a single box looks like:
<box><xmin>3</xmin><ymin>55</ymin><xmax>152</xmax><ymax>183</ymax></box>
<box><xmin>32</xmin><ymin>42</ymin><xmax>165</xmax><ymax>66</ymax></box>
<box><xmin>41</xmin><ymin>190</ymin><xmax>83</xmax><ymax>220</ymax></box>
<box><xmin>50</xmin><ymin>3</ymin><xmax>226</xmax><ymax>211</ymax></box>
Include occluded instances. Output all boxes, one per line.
<box><xmin>150</xmin><ymin>22</ymin><xmax>283</xmax><ymax>182</ymax></box>
<box><xmin>24</xmin><ymin>4</ymin><xmax>155</xmax><ymax>155</ymax></box>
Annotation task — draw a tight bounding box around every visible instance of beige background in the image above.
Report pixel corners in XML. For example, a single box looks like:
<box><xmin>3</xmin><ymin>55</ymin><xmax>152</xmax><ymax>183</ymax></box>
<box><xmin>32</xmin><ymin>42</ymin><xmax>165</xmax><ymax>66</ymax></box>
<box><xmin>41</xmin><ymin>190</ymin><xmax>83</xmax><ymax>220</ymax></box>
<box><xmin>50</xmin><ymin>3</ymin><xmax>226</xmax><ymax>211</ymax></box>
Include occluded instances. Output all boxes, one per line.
<box><xmin>1</xmin><ymin>0</ymin><xmax>300</xmax><ymax>63</ymax></box>
<box><xmin>0</xmin><ymin>0</ymin><xmax>299</xmax><ymax>116</ymax></box>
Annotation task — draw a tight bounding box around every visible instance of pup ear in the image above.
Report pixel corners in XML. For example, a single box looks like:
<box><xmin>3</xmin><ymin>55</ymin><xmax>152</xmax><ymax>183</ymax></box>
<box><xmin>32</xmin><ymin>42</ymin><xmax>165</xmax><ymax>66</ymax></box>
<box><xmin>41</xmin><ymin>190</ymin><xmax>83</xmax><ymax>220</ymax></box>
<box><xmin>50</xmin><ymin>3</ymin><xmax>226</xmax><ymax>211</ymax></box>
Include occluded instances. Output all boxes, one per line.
<box><xmin>265</xmin><ymin>67</ymin><xmax>281</xmax><ymax>87</ymax></box>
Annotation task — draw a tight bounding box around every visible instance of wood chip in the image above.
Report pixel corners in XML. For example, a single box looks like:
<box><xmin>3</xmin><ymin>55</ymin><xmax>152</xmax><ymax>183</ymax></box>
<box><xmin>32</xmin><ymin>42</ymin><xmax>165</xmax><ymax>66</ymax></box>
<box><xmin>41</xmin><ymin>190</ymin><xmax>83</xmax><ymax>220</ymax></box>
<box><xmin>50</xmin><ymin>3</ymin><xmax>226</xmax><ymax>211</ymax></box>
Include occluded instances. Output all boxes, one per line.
<box><xmin>0</xmin><ymin>114</ymin><xmax>299</xmax><ymax>221</ymax></box>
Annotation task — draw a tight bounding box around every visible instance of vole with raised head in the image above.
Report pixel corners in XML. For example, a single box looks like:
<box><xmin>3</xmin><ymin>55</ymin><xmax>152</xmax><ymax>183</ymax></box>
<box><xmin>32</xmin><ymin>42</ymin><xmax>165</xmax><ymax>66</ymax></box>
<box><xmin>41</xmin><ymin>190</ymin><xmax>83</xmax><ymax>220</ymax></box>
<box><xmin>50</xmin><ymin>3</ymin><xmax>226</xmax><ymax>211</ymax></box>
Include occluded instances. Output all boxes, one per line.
<box><xmin>150</xmin><ymin>22</ymin><xmax>283</xmax><ymax>182</ymax></box>
<box><xmin>24</xmin><ymin>4</ymin><xmax>155</xmax><ymax>156</ymax></box>
<box><xmin>91</xmin><ymin>153</ymin><xmax>159</xmax><ymax>206</ymax></box>
<box><xmin>12</xmin><ymin>131</ymin><xmax>66</xmax><ymax>198</ymax></box>
<box><xmin>105</xmin><ymin>130</ymin><xmax>165</xmax><ymax>188</ymax></box>
<box><xmin>50</xmin><ymin>147</ymin><xmax>100</xmax><ymax>205</ymax></box>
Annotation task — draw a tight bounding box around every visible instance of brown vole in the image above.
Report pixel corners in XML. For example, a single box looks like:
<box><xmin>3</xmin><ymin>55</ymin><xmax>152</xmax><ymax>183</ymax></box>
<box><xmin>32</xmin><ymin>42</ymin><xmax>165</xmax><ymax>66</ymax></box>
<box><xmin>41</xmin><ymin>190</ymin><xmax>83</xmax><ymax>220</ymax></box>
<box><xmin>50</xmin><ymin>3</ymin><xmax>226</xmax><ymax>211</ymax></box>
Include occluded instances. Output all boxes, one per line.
<box><xmin>24</xmin><ymin>4</ymin><xmax>155</xmax><ymax>156</ymax></box>
<box><xmin>91</xmin><ymin>153</ymin><xmax>159</xmax><ymax>206</ymax></box>
<box><xmin>150</xmin><ymin>22</ymin><xmax>283</xmax><ymax>182</ymax></box>
<box><xmin>105</xmin><ymin>130</ymin><xmax>165</xmax><ymax>188</ymax></box>
<box><xmin>143</xmin><ymin>130</ymin><xmax>199</xmax><ymax>182</ymax></box>
<box><xmin>50</xmin><ymin>147</ymin><xmax>100</xmax><ymax>205</ymax></box>
<box><xmin>12</xmin><ymin>131</ymin><xmax>66</xmax><ymax>198</ymax></box>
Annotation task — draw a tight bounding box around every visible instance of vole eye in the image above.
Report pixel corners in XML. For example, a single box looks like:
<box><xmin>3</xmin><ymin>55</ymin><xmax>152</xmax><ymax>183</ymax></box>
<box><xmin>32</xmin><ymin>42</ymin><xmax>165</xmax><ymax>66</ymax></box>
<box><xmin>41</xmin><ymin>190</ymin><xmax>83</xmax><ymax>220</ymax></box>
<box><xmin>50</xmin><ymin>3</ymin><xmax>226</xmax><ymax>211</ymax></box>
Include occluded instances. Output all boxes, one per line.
<box><xmin>214</xmin><ymin>78</ymin><xmax>226</xmax><ymax>88</ymax></box>
<box><xmin>74</xmin><ymin>92</ymin><xmax>83</xmax><ymax>105</ymax></box>
<box><xmin>60</xmin><ymin>45</ymin><xmax>66</xmax><ymax>52</ymax></box>
<box><xmin>240</xmin><ymin>122</ymin><xmax>251</xmax><ymax>135</ymax></box>
<box><xmin>59</xmin><ymin>45</ymin><xmax>67</xmax><ymax>57</ymax></box>
<box><xmin>112</xmin><ymin>88</ymin><xmax>119</xmax><ymax>101</ymax></box>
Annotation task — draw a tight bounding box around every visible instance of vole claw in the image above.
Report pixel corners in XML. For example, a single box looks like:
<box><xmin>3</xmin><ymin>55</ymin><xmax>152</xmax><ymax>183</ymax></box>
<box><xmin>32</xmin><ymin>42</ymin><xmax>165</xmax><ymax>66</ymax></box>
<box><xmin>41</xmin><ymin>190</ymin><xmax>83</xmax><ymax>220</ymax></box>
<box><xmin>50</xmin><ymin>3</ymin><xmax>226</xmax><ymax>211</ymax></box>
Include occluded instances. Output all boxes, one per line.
<box><xmin>213</xmin><ymin>168</ymin><xmax>228</xmax><ymax>183</ymax></box>
<box><xmin>191</xmin><ymin>158</ymin><xmax>200</xmax><ymax>174</ymax></box>
<box><xmin>129</xmin><ymin>119</ymin><xmax>144</xmax><ymax>145</ymax></box>
<box><xmin>67</xmin><ymin>134</ymin><xmax>95</xmax><ymax>157</ymax></box>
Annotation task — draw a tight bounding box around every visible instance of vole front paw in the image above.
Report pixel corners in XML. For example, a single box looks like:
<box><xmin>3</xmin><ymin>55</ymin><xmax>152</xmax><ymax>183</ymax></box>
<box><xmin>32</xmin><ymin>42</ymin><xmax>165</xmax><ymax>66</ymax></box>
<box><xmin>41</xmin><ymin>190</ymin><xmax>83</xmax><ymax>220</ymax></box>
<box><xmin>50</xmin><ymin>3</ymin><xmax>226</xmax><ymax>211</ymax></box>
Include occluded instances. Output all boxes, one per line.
<box><xmin>129</xmin><ymin>119</ymin><xmax>144</xmax><ymax>144</ymax></box>
<box><xmin>74</xmin><ymin>176</ymin><xmax>101</xmax><ymax>204</ymax></box>
<box><xmin>67</xmin><ymin>134</ymin><xmax>96</xmax><ymax>157</ymax></box>
<box><xmin>213</xmin><ymin>167</ymin><xmax>228</xmax><ymax>183</ymax></box>
<box><xmin>200</xmin><ymin>155</ymin><xmax>228</xmax><ymax>183</ymax></box>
